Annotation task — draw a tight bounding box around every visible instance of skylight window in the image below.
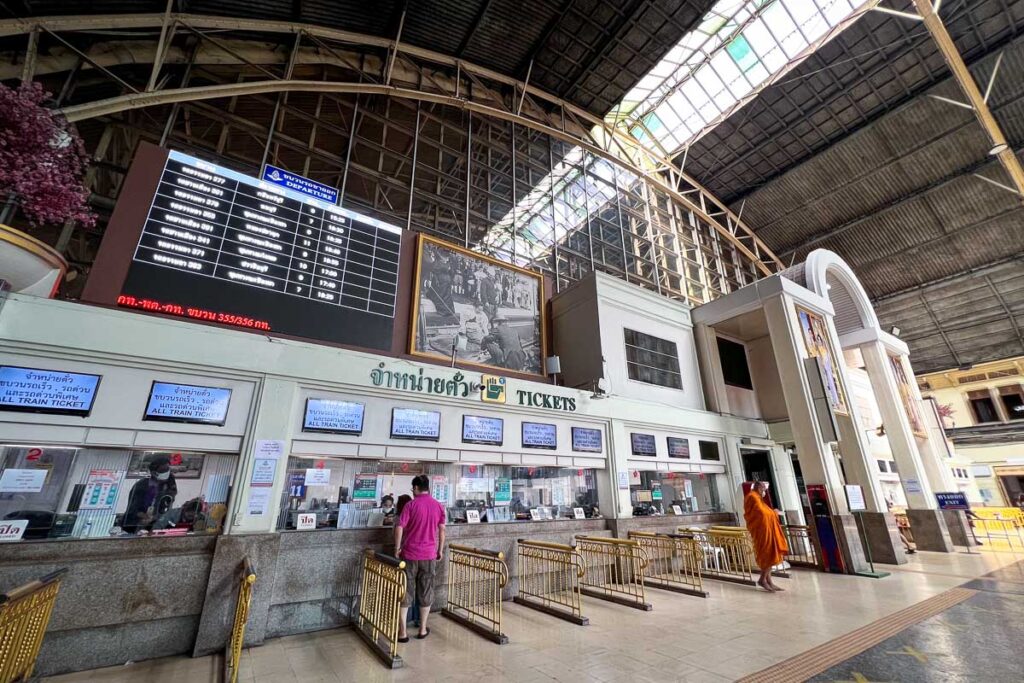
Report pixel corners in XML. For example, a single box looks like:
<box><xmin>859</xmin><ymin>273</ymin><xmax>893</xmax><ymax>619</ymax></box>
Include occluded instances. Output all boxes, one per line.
<box><xmin>607</xmin><ymin>0</ymin><xmax>875</xmax><ymax>156</ymax></box>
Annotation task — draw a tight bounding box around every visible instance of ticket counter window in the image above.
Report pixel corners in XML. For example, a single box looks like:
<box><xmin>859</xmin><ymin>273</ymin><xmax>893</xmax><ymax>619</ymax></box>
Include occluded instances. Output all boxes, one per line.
<box><xmin>0</xmin><ymin>444</ymin><xmax>237</xmax><ymax>542</ymax></box>
<box><xmin>276</xmin><ymin>457</ymin><xmax>451</xmax><ymax>531</ymax></box>
<box><xmin>450</xmin><ymin>465</ymin><xmax>600</xmax><ymax>524</ymax></box>
<box><xmin>276</xmin><ymin>458</ymin><xmax>601</xmax><ymax>529</ymax></box>
<box><xmin>630</xmin><ymin>471</ymin><xmax>721</xmax><ymax>515</ymax></box>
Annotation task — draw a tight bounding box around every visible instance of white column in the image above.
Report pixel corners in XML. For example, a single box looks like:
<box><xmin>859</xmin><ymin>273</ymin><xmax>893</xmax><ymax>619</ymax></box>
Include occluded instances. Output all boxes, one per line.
<box><xmin>228</xmin><ymin>378</ymin><xmax>301</xmax><ymax>534</ymax></box>
<box><xmin>763</xmin><ymin>294</ymin><xmax>850</xmax><ymax>514</ymax></box>
<box><xmin>770</xmin><ymin>444</ymin><xmax>805</xmax><ymax>524</ymax></box>
<box><xmin>860</xmin><ymin>342</ymin><xmax>935</xmax><ymax>508</ymax></box>
<box><xmin>694</xmin><ymin>322</ymin><xmax>730</xmax><ymax>414</ymax></box>
<box><xmin>722</xmin><ymin>436</ymin><xmax>746</xmax><ymax>519</ymax></box>
<box><xmin>607</xmin><ymin>420</ymin><xmax>634</xmax><ymax>518</ymax></box>
<box><xmin>900</xmin><ymin>355</ymin><xmax>958</xmax><ymax>493</ymax></box>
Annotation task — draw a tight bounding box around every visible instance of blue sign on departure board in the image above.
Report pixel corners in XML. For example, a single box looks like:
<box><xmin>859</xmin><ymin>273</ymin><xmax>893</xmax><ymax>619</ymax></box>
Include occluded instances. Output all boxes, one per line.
<box><xmin>261</xmin><ymin>164</ymin><xmax>339</xmax><ymax>204</ymax></box>
<box><xmin>144</xmin><ymin>381</ymin><xmax>232</xmax><ymax>425</ymax></box>
<box><xmin>0</xmin><ymin>366</ymin><xmax>101</xmax><ymax>416</ymax></box>
<box><xmin>303</xmin><ymin>399</ymin><xmax>365</xmax><ymax>435</ymax></box>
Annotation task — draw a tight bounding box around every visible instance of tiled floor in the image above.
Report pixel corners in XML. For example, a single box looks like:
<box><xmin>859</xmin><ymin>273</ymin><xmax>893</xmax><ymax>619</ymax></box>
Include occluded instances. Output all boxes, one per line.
<box><xmin>42</xmin><ymin>549</ymin><xmax>1023</xmax><ymax>683</ymax></box>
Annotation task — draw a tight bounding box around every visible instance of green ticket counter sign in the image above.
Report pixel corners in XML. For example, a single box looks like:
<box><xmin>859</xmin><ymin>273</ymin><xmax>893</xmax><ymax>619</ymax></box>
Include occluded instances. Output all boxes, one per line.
<box><xmin>353</xmin><ymin>473</ymin><xmax>378</xmax><ymax>500</ymax></box>
<box><xmin>495</xmin><ymin>478</ymin><xmax>511</xmax><ymax>504</ymax></box>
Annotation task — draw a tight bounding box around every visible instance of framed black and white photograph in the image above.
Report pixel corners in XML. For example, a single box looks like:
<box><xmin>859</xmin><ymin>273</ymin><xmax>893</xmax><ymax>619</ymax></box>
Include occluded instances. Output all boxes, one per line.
<box><xmin>410</xmin><ymin>234</ymin><xmax>545</xmax><ymax>375</ymax></box>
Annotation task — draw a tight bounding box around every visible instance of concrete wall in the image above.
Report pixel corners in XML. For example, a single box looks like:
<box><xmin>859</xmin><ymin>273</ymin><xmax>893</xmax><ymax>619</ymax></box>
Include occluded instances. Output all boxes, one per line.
<box><xmin>550</xmin><ymin>276</ymin><xmax>603</xmax><ymax>389</ymax></box>
<box><xmin>747</xmin><ymin>335</ymin><xmax>787</xmax><ymax>421</ymax></box>
<box><xmin>0</xmin><ymin>535</ymin><xmax>217</xmax><ymax>676</ymax></box>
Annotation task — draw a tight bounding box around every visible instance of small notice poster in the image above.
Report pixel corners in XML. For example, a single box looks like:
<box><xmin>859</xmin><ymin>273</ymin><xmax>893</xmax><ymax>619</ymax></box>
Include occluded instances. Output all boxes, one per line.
<box><xmin>466</xmin><ymin>509</ymin><xmax>481</xmax><ymax>524</ymax></box>
<box><xmin>845</xmin><ymin>484</ymin><xmax>867</xmax><ymax>512</ymax></box>
<box><xmin>80</xmin><ymin>469</ymin><xmax>123</xmax><ymax>510</ymax></box>
<box><xmin>304</xmin><ymin>468</ymin><xmax>332</xmax><ymax>486</ymax></box>
<box><xmin>573</xmin><ymin>507</ymin><xmax>585</xmax><ymax>520</ymax></box>
<box><xmin>431</xmin><ymin>475</ymin><xmax>449</xmax><ymax>504</ymax></box>
<box><xmin>529</xmin><ymin>508</ymin><xmax>541</xmax><ymax>521</ymax></box>
<box><xmin>617</xmin><ymin>471</ymin><xmax>629</xmax><ymax>490</ymax></box>
<box><xmin>297</xmin><ymin>513</ymin><xmax>317</xmax><ymax>530</ymax></box>
<box><xmin>904</xmin><ymin>477</ymin><xmax>923</xmax><ymax>494</ymax></box>
<box><xmin>671</xmin><ymin>505</ymin><xmax>683</xmax><ymax>515</ymax></box>
<box><xmin>246</xmin><ymin>488</ymin><xmax>272</xmax><ymax>516</ymax></box>
<box><xmin>251</xmin><ymin>459</ymin><xmax>277</xmax><ymax>486</ymax></box>
<box><xmin>0</xmin><ymin>468</ymin><xmax>47</xmax><ymax>493</ymax></box>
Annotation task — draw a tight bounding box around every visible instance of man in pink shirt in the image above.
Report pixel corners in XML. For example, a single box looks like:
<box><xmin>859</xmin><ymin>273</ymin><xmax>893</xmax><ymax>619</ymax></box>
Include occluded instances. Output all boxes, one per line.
<box><xmin>394</xmin><ymin>474</ymin><xmax>446</xmax><ymax>641</ymax></box>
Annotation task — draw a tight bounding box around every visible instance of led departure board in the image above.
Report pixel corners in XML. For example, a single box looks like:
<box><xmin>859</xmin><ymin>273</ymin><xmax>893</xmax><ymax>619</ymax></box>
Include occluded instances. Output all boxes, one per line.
<box><xmin>117</xmin><ymin>151</ymin><xmax>402</xmax><ymax>348</ymax></box>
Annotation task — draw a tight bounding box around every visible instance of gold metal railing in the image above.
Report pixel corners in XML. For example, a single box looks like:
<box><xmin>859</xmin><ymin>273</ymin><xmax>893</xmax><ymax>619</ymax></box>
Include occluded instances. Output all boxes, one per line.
<box><xmin>356</xmin><ymin>551</ymin><xmax>407</xmax><ymax>669</ymax></box>
<box><xmin>574</xmin><ymin>535</ymin><xmax>651</xmax><ymax>611</ymax></box>
<box><xmin>974</xmin><ymin>517</ymin><xmax>1024</xmax><ymax>550</ymax></box>
<box><xmin>779</xmin><ymin>525</ymin><xmax>822</xmax><ymax>569</ymax></box>
<box><xmin>627</xmin><ymin>531</ymin><xmax>707</xmax><ymax>598</ymax></box>
<box><xmin>442</xmin><ymin>544</ymin><xmax>509</xmax><ymax>644</ymax></box>
<box><xmin>224</xmin><ymin>558</ymin><xmax>256</xmax><ymax>683</ymax></box>
<box><xmin>679</xmin><ymin>527</ymin><xmax>762</xmax><ymax>586</ymax></box>
<box><xmin>513</xmin><ymin>539</ymin><xmax>588</xmax><ymax>625</ymax></box>
<box><xmin>0</xmin><ymin>568</ymin><xmax>66</xmax><ymax>683</ymax></box>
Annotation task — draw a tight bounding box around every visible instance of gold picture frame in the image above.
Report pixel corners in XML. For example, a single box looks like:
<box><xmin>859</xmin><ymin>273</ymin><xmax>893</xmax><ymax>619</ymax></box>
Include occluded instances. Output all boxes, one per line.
<box><xmin>409</xmin><ymin>234</ymin><xmax>547</xmax><ymax>377</ymax></box>
<box><xmin>795</xmin><ymin>305</ymin><xmax>849</xmax><ymax>416</ymax></box>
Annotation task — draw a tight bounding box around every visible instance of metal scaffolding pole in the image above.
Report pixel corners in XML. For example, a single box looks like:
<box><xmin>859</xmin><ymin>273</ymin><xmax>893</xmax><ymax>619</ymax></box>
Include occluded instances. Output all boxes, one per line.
<box><xmin>911</xmin><ymin>0</ymin><xmax>1024</xmax><ymax>198</ymax></box>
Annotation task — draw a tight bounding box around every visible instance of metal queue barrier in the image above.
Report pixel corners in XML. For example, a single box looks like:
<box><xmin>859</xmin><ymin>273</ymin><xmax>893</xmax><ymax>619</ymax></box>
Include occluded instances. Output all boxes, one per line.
<box><xmin>778</xmin><ymin>525</ymin><xmax>823</xmax><ymax>569</ymax></box>
<box><xmin>680</xmin><ymin>526</ymin><xmax>763</xmax><ymax>586</ymax></box>
<box><xmin>575</xmin><ymin>535</ymin><xmax>651</xmax><ymax>611</ymax></box>
<box><xmin>356</xmin><ymin>550</ymin><xmax>407</xmax><ymax>669</ymax></box>
<box><xmin>710</xmin><ymin>525</ymin><xmax>790</xmax><ymax>577</ymax></box>
<box><xmin>442</xmin><ymin>544</ymin><xmax>510</xmax><ymax>644</ymax></box>
<box><xmin>224</xmin><ymin>558</ymin><xmax>256</xmax><ymax>683</ymax></box>
<box><xmin>627</xmin><ymin>531</ymin><xmax>708</xmax><ymax>598</ymax></box>
<box><xmin>0</xmin><ymin>568</ymin><xmax>66</xmax><ymax>683</ymax></box>
<box><xmin>513</xmin><ymin>539</ymin><xmax>588</xmax><ymax>625</ymax></box>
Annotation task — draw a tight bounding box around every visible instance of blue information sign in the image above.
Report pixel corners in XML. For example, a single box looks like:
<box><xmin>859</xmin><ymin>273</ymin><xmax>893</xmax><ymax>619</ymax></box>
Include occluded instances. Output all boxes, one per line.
<box><xmin>462</xmin><ymin>415</ymin><xmax>504</xmax><ymax>446</ymax></box>
<box><xmin>522</xmin><ymin>422</ymin><xmax>557</xmax><ymax>450</ymax></box>
<box><xmin>261</xmin><ymin>164</ymin><xmax>339</xmax><ymax>203</ymax></box>
<box><xmin>0</xmin><ymin>366</ymin><xmax>101</xmax><ymax>416</ymax></box>
<box><xmin>571</xmin><ymin>426</ymin><xmax>603</xmax><ymax>453</ymax></box>
<box><xmin>935</xmin><ymin>491</ymin><xmax>970</xmax><ymax>510</ymax></box>
<box><xmin>145</xmin><ymin>382</ymin><xmax>232</xmax><ymax>425</ymax></box>
<box><xmin>303</xmin><ymin>399</ymin><xmax>365</xmax><ymax>435</ymax></box>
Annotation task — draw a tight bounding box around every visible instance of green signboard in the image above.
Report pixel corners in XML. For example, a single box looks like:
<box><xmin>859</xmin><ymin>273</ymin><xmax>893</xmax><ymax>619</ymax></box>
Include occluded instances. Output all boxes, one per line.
<box><xmin>495</xmin><ymin>478</ymin><xmax>511</xmax><ymax>504</ymax></box>
<box><xmin>353</xmin><ymin>473</ymin><xmax>378</xmax><ymax>500</ymax></box>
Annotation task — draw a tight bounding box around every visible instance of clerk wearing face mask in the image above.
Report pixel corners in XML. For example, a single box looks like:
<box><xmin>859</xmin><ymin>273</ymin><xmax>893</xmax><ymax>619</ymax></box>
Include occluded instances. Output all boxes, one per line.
<box><xmin>122</xmin><ymin>456</ymin><xmax>178</xmax><ymax>534</ymax></box>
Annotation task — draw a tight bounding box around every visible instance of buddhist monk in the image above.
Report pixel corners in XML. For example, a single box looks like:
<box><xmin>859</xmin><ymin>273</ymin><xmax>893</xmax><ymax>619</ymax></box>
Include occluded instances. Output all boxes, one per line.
<box><xmin>743</xmin><ymin>481</ymin><xmax>788</xmax><ymax>592</ymax></box>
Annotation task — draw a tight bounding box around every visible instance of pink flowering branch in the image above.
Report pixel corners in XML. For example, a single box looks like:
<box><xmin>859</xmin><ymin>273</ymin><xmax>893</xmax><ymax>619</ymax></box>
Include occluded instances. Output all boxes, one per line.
<box><xmin>0</xmin><ymin>81</ymin><xmax>95</xmax><ymax>227</ymax></box>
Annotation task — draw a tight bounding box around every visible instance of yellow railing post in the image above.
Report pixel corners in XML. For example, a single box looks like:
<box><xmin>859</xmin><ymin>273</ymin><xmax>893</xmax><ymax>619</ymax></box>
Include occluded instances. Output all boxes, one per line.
<box><xmin>0</xmin><ymin>568</ymin><xmax>66</xmax><ymax>683</ymax></box>
<box><xmin>442</xmin><ymin>544</ymin><xmax>509</xmax><ymax>644</ymax></box>
<box><xmin>355</xmin><ymin>550</ymin><xmax>407</xmax><ymax>669</ymax></box>
<box><xmin>628</xmin><ymin>531</ymin><xmax>708</xmax><ymax>598</ymax></box>
<box><xmin>513</xmin><ymin>539</ymin><xmax>588</xmax><ymax>625</ymax></box>
<box><xmin>224</xmin><ymin>558</ymin><xmax>256</xmax><ymax>683</ymax></box>
<box><xmin>574</xmin><ymin>535</ymin><xmax>651</xmax><ymax>611</ymax></box>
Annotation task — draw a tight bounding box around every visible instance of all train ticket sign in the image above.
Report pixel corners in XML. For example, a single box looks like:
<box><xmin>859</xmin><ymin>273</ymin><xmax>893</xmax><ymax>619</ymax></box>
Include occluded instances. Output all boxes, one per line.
<box><xmin>90</xmin><ymin>144</ymin><xmax>404</xmax><ymax>350</ymax></box>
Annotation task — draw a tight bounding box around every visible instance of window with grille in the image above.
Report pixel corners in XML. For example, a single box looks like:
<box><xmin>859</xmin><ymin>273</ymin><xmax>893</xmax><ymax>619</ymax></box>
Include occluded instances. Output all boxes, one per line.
<box><xmin>623</xmin><ymin>329</ymin><xmax>683</xmax><ymax>389</ymax></box>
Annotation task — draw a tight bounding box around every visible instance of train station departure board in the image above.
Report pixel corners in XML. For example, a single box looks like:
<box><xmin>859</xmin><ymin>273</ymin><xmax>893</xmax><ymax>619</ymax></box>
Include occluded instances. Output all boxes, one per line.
<box><xmin>117</xmin><ymin>150</ymin><xmax>402</xmax><ymax>349</ymax></box>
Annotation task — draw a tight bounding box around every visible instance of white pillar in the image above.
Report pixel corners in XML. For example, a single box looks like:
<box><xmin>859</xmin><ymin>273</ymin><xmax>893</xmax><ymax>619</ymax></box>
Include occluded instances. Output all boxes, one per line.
<box><xmin>770</xmin><ymin>444</ymin><xmax>805</xmax><ymax>524</ymax></box>
<box><xmin>900</xmin><ymin>354</ymin><xmax>958</xmax><ymax>493</ymax></box>
<box><xmin>860</xmin><ymin>342</ymin><xmax>935</xmax><ymax>508</ymax></box>
<box><xmin>763</xmin><ymin>294</ymin><xmax>850</xmax><ymax>514</ymax></box>
<box><xmin>228</xmin><ymin>378</ymin><xmax>300</xmax><ymax>534</ymax></box>
<box><xmin>694</xmin><ymin>322</ymin><xmax>730</xmax><ymax>414</ymax></box>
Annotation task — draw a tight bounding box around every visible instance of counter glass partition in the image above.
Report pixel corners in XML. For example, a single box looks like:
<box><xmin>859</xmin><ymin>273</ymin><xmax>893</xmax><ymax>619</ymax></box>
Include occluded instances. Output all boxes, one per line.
<box><xmin>276</xmin><ymin>456</ymin><xmax>602</xmax><ymax>530</ymax></box>
<box><xmin>0</xmin><ymin>444</ymin><xmax>238</xmax><ymax>541</ymax></box>
<box><xmin>630</xmin><ymin>470</ymin><xmax>721</xmax><ymax>516</ymax></box>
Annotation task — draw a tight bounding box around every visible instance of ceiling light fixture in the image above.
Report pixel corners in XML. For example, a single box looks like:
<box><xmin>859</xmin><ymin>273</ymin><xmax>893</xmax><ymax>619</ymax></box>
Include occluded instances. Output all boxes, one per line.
<box><xmin>989</xmin><ymin>143</ymin><xmax>1009</xmax><ymax>156</ymax></box>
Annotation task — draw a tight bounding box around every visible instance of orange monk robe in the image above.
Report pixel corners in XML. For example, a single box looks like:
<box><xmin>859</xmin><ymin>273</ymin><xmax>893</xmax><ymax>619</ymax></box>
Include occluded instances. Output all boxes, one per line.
<box><xmin>743</xmin><ymin>490</ymin><xmax>789</xmax><ymax>570</ymax></box>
